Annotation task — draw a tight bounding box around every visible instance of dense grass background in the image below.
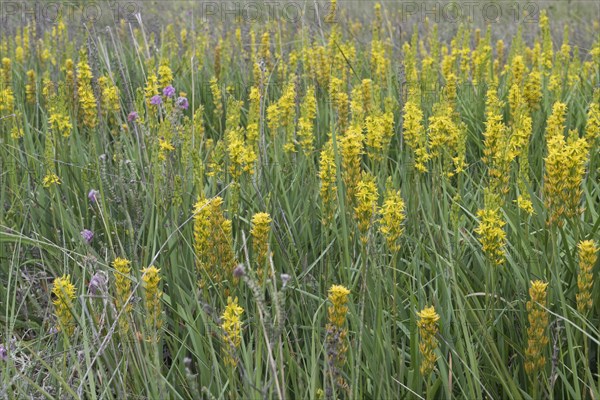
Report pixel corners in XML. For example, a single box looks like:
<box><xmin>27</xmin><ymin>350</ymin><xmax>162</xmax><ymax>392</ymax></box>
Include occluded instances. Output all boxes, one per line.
<box><xmin>1</xmin><ymin>1</ymin><xmax>599</xmax><ymax>399</ymax></box>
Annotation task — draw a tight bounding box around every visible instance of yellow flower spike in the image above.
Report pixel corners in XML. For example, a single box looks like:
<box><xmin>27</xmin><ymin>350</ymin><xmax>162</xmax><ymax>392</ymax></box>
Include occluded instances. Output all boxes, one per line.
<box><xmin>327</xmin><ymin>285</ymin><xmax>350</xmax><ymax>329</ymax></box>
<box><xmin>475</xmin><ymin>207</ymin><xmax>507</xmax><ymax>266</ymax></box>
<box><xmin>354</xmin><ymin>171</ymin><xmax>379</xmax><ymax>245</ymax></box>
<box><xmin>145</xmin><ymin>73</ymin><xmax>159</xmax><ymax>105</ymax></box>
<box><xmin>52</xmin><ymin>274</ymin><xmax>77</xmax><ymax>336</ymax></box>
<box><xmin>251</xmin><ymin>212</ymin><xmax>272</xmax><ymax>281</ymax></box>
<box><xmin>402</xmin><ymin>101</ymin><xmax>429</xmax><ymax>173</ymax></box>
<box><xmin>585</xmin><ymin>103</ymin><xmax>600</xmax><ymax>144</ymax></box>
<box><xmin>326</xmin><ymin>285</ymin><xmax>351</xmax><ymax>394</ymax></box>
<box><xmin>544</xmin><ymin>122</ymin><xmax>589</xmax><ymax>226</ymax></box>
<box><xmin>298</xmin><ymin>86</ymin><xmax>317</xmax><ymax>155</ymax></box>
<box><xmin>576</xmin><ymin>240</ymin><xmax>598</xmax><ymax>315</ymax></box>
<box><xmin>339</xmin><ymin>124</ymin><xmax>364</xmax><ymax>206</ymax></box>
<box><xmin>158</xmin><ymin>63</ymin><xmax>173</xmax><ymax>88</ymax></box>
<box><xmin>221</xmin><ymin>296</ymin><xmax>244</xmax><ymax>367</ymax></box>
<box><xmin>48</xmin><ymin>112</ymin><xmax>72</xmax><ymax>138</ymax></box>
<box><xmin>525</xmin><ymin>280</ymin><xmax>549</xmax><ymax>379</ymax></box>
<box><xmin>417</xmin><ymin>306</ymin><xmax>440</xmax><ymax>376</ymax></box>
<box><xmin>365</xmin><ymin>109</ymin><xmax>394</xmax><ymax>163</ymax></box>
<box><xmin>141</xmin><ymin>266</ymin><xmax>162</xmax><ymax>337</ymax></box>
<box><xmin>209</xmin><ymin>76</ymin><xmax>223</xmax><ymax>121</ymax></box>
<box><xmin>246</xmin><ymin>86</ymin><xmax>261</xmax><ymax>150</ymax></box>
<box><xmin>379</xmin><ymin>186</ymin><xmax>406</xmax><ymax>252</ymax></box>
<box><xmin>482</xmin><ymin>86</ymin><xmax>511</xmax><ymax>205</ymax></box>
<box><xmin>112</xmin><ymin>257</ymin><xmax>133</xmax><ymax>334</ymax></box>
<box><xmin>539</xmin><ymin>10</ymin><xmax>553</xmax><ymax>75</ymax></box>
<box><xmin>25</xmin><ymin>69</ymin><xmax>36</xmax><ymax>104</ymax></box>
<box><xmin>98</xmin><ymin>76</ymin><xmax>120</xmax><ymax>117</ymax></box>
<box><xmin>319</xmin><ymin>140</ymin><xmax>338</xmax><ymax>226</ymax></box>
<box><xmin>42</xmin><ymin>173</ymin><xmax>61</xmax><ymax>188</ymax></box>
<box><xmin>329</xmin><ymin>76</ymin><xmax>350</xmax><ymax>130</ymax></box>
<box><xmin>193</xmin><ymin>196</ymin><xmax>236</xmax><ymax>288</ymax></box>
<box><xmin>76</xmin><ymin>50</ymin><xmax>97</xmax><ymax>129</ymax></box>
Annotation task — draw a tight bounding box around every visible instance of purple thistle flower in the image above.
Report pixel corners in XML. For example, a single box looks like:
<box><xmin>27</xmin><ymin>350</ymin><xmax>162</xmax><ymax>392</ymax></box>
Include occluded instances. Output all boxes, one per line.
<box><xmin>88</xmin><ymin>271</ymin><xmax>107</xmax><ymax>295</ymax></box>
<box><xmin>233</xmin><ymin>264</ymin><xmax>245</xmax><ymax>278</ymax></box>
<box><xmin>88</xmin><ymin>189</ymin><xmax>99</xmax><ymax>203</ymax></box>
<box><xmin>150</xmin><ymin>95</ymin><xmax>162</xmax><ymax>106</ymax></box>
<box><xmin>163</xmin><ymin>85</ymin><xmax>176</xmax><ymax>98</ymax></box>
<box><xmin>81</xmin><ymin>229</ymin><xmax>94</xmax><ymax>244</ymax></box>
<box><xmin>127</xmin><ymin>111</ymin><xmax>139</xmax><ymax>122</ymax></box>
<box><xmin>177</xmin><ymin>96</ymin><xmax>189</xmax><ymax>110</ymax></box>
<box><xmin>0</xmin><ymin>344</ymin><xmax>7</xmax><ymax>362</ymax></box>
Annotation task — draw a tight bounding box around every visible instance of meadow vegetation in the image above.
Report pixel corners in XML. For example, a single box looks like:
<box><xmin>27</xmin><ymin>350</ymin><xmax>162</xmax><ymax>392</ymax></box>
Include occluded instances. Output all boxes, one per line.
<box><xmin>0</xmin><ymin>1</ymin><xmax>599</xmax><ymax>398</ymax></box>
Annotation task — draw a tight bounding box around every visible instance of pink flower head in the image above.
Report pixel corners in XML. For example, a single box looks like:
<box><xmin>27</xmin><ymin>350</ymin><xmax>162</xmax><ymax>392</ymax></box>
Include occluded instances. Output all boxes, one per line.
<box><xmin>127</xmin><ymin>111</ymin><xmax>139</xmax><ymax>122</ymax></box>
<box><xmin>177</xmin><ymin>96</ymin><xmax>189</xmax><ymax>110</ymax></box>
<box><xmin>81</xmin><ymin>229</ymin><xmax>94</xmax><ymax>244</ymax></box>
<box><xmin>88</xmin><ymin>189</ymin><xmax>99</xmax><ymax>203</ymax></box>
<box><xmin>163</xmin><ymin>85</ymin><xmax>176</xmax><ymax>98</ymax></box>
<box><xmin>150</xmin><ymin>95</ymin><xmax>162</xmax><ymax>106</ymax></box>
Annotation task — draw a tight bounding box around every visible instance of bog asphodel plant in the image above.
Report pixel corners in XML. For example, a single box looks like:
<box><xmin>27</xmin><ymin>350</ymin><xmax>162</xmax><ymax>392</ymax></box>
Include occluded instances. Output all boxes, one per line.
<box><xmin>251</xmin><ymin>212</ymin><xmax>272</xmax><ymax>281</ymax></box>
<box><xmin>141</xmin><ymin>266</ymin><xmax>162</xmax><ymax>340</ymax></box>
<box><xmin>525</xmin><ymin>280</ymin><xmax>549</xmax><ymax>380</ymax></box>
<box><xmin>319</xmin><ymin>140</ymin><xmax>337</xmax><ymax>225</ymax></box>
<box><xmin>221</xmin><ymin>296</ymin><xmax>244</xmax><ymax>367</ymax></box>
<box><xmin>193</xmin><ymin>196</ymin><xmax>236</xmax><ymax>288</ymax></box>
<box><xmin>417</xmin><ymin>306</ymin><xmax>440</xmax><ymax>376</ymax></box>
<box><xmin>339</xmin><ymin>124</ymin><xmax>364</xmax><ymax>206</ymax></box>
<box><xmin>379</xmin><ymin>182</ymin><xmax>405</xmax><ymax>252</ymax></box>
<box><xmin>576</xmin><ymin>240</ymin><xmax>598</xmax><ymax>315</ymax></box>
<box><xmin>544</xmin><ymin>114</ymin><xmax>589</xmax><ymax>226</ymax></box>
<box><xmin>326</xmin><ymin>285</ymin><xmax>351</xmax><ymax>395</ymax></box>
<box><xmin>354</xmin><ymin>171</ymin><xmax>379</xmax><ymax>245</ymax></box>
<box><xmin>113</xmin><ymin>257</ymin><xmax>133</xmax><ymax>334</ymax></box>
<box><xmin>52</xmin><ymin>274</ymin><xmax>77</xmax><ymax>336</ymax></box>
<box><xmin>76</xmin><ymin>49</ymin><xmax>97</xmax><ymax>129</ymax></box>
<box><xmin>475</xmin><ymin>204</ymin><xmax>507</xmax><ymax>267</ymax></box>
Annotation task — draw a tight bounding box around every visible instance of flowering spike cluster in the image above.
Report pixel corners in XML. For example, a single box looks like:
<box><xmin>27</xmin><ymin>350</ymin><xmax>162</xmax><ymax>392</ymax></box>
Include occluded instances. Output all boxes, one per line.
<box><xmin>42</xmin><ymin>173</ymin><xmax>61</xmax><ymax>188</ymax></box>
<box><xmin>25</xmin><ymin>69</ymin><xmax>36</xmax><ymax>104</ymax></box>
<box><xmin>585</xmin><ymin>102</ymin><xmax>599</xmax><ymax>144</ymax></box>
<box><xmin>509</xmin><ymin>83</ymin><xmax>534</xmax><ymax>214</ymax></box>
<box><xmin>193</xmin><ymin>196</ymin><xmax>236</xmax><ymax>288</ymax></box>
<box><xmin>354</xmin><ymin>171</ymin><xmax>379</xmax><ymax>245</ymax></box>
<box><xmin>339</xmin><ymin>124</ymin><xmax>364</xmax><ymax>206</ymax></box>
<box><xmin>158</xmin><ymin>63</ymin><xmax>173</xmax><ymax>88</ymax></box>
<box><xmin>365</xmin><ymin>108</ymin><xmax>394</xmax><ymax>163</ymax></box>
<box><xmin>251</xmin><ymin>212</ymin><xmax>272</xmax><ymax>281</ymax></box>
<box><xmin>145</xmin><ymin>73</ymin><xmax>159</xmax><ymax>106</ymax></box>
<box><xmin>329</xmin><ymin>76</ymin><xmax>350</xmax><ymax>131</ymax></box>
<box><xmin>98</xmin><ymin>76</ymin><xmax>120</xmax><ymax>118</ymax></box>
<box><xmin>544</xmin><ymin>120</ymin><xmax>589</xmax><ymax>226</ymax></box>
<box><xmin>226</xmin><ymin>98</ymin><xmax>256</xmax><ymax>182</ymax></box>
<box><xmin>246</xmin><ymin>86</ymin><xmax>261</xmax><ymax>150</ymax></box>
<box><xmin>326</xmin><ymin>285</ymin><xmax>351</xmax><ymax>394</ymax></box>
<box><xmin>76</xmin><ymin>50</ymin><xmax>98</xmax><ymax>129</ymax></box>
<box><xmin>113</xmin><ymin>257</ymin><xmax>132</xmax><ymax>334</ymax></box>
<box><xmin>576</xmin><ymin>240</ymin><xmax>598</xmax><ymax>315</ymax></box>
<box><xmin>297</xmin><ymin>85</ymin><xmax>317</xmax><ymax>155</ymax></box>
<box><xmin>402</xmin><ymin>100</ymin><xmax>429</xmax><ymax>173</ymax></box>
<box><xmin>524</xmin><ymin>70</ymin><xmax>542</xmax><ymax>111</ymax></box>
<box><xmin>475</xmin><ymin>206</ymin><xmax>507</xmax><ymax>266</ymax></box>
<box><xmin>379</xmin><ymin>185</ymin><xmax>405</xmax><ymax>252</ymax></box>
<box><xmin>267</xmin><ymin>76</ymin><xmax>296</xmax><ymax>152</ymax></box>
<box><xmin>221</xmin><ymin>296</ymin><xmax>244</xmax><ymax>367</ymax></box>
<box><xmin>525</xmin><ymin>280</ymin><xmax>549</xmax><ymax>379</ymax></box>
<box><xmin>52</xmin><ymin>274</ymin><xmax>77</xmax><ymax>336</ymax></box>
<box><xmin>141</xmin><ymin>266</ymin><xmax>162</xmax><ymax>338</ymax></box>
<box><xmin>417</xmin><ymin>306</ymin><xmax>440</xmax><ymax>376</ymax></box>
<box><xmin>319</xmin><ymin>140</ymin><xmax>338</xmax><ymax>225</ymax></box>
<box><xmin>482</xmin><ymin>86</ymin><xmax>511</xmax><ymax>207</ymax></box>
